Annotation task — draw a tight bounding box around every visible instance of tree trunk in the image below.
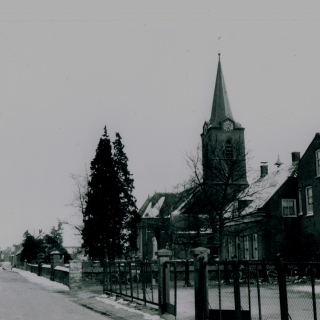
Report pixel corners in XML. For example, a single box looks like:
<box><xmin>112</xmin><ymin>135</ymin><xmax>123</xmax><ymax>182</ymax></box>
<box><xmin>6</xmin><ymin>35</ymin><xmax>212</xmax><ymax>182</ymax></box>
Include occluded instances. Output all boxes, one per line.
<box><xmin>218</xmin><ymin>213</ymin><xmax>224</xmax><ymax>260</ymax></box>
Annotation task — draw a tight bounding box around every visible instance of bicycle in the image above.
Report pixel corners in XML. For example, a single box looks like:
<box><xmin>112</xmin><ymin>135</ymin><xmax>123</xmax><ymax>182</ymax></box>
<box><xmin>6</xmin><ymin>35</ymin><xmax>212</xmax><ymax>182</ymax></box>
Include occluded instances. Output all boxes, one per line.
<box><xmin>231</xmin><ymin>265</ymin><xmax>258</xmax><ymax>284</ymax></box>
<box><xmin>267</xmin><ymin>269</ymin><xmax>278</xmax><ymax>284</ymax></box>
<box><xmin>108</xmin><ymin>266</ymin><xmax>130</xmax><ymax>285</ymax></box>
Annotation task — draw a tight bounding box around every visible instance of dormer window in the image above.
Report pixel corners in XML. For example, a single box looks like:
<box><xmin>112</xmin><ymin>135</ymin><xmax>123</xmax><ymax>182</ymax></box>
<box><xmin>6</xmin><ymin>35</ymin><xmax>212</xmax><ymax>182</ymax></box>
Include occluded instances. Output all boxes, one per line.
<box><xmin>316</xmin><ymin>150</ymin><xmax>320</xmax><ymax>177</ymax></box>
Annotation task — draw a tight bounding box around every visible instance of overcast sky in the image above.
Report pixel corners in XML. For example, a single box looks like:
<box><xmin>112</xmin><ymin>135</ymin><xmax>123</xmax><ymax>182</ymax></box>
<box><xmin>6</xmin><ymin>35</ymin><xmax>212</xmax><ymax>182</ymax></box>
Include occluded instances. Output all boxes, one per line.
<box><xmin>1</xmin><ymin>1</ymin><xmax>320</xmax><ymax>249</ymax></box>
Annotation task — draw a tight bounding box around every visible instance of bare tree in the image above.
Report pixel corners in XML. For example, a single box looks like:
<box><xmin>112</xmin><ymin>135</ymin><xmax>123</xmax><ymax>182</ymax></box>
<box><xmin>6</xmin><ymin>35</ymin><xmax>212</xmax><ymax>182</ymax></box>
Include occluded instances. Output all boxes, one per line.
<box><xmin>183</xmin><ymin>141</ymin><xmax>275</xmax><ymax>260</ymax></box>
<box><xmin>139</xmin><ymin>141</ymin><xmax>277</xmax><ymax>260</ymax></box>
<box><xmin>60</xmin><ymin>170</ymin><xmax>89</xmax><ymax>237</ymax></box>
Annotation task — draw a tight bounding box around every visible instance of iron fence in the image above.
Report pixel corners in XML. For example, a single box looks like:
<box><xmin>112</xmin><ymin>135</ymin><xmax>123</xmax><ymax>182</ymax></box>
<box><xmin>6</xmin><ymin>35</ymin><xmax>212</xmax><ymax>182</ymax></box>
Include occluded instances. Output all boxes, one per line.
<box><xmin>103</xmin><ymin>260</ymin><xmax>158</xmax><ymax>306</ymax></box>
<box><xmin>207</xmin><ymin>260</ymin><xmax>320</xmax><ymax>320</ymax></box>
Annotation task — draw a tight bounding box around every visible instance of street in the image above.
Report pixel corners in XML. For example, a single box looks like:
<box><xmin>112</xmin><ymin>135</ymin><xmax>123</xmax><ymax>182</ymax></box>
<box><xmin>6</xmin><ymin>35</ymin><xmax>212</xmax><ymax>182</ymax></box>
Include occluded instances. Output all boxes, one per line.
<box><xmin>0</xmin><ymin>269</ymin><xmax>114</xmax><ymax>320</ymax></box>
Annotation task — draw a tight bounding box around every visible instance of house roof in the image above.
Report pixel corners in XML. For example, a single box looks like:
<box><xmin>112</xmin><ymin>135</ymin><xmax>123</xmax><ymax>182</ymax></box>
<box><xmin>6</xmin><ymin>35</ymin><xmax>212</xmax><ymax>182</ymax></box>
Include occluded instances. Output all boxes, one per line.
<box><xmin>139</xmin><ymin>188</ymin><xmax>196</xmax><ymax>218</ymax></box>
<box><xmin>234</xmin><ymin>163</ymin><xmax>298</xmax><ymax>216</ymax></box>
<box><xmin>299</xmin><ymin>132</ymin><xmax>320</xmax><ymax>164</ymax></box>
<box><xmin>15</xmin><ymin>247</ymin><xmax>23</xmax><ymax>256</ymax></box>
<box><xmin>139</xmin><ymin>162</ymin><xmax>298</xmax><ymax>228</ymax></box>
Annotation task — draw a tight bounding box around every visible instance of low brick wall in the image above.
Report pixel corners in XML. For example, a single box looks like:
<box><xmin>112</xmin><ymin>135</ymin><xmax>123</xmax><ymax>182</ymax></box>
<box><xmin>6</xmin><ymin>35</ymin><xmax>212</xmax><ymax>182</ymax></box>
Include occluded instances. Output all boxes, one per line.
<box><xmin>53</xmin><ymin>266</ymin><xmax>69</xmax><ymax>286</ymax></box>
<box><xmin>40</xmin><ymin>264</ymin><xmax>52</xmax><ymax>280</ymax></box>
<box><xmin>20</xmin><ymin>260</ymin><xmax>98</xmax><ymax>289</ymax></box>
<box><xmin>29</xmin><ymin>264</ymin><xmax>38</xmax><ymax>275</ymax></box>
<box><xmin>24</xmin><ymin>263</ymin><xmax>69</xmax><ymax>287</ymax></box>
<box><xmin>82</xmin><ymin>262</ymin><xmax>104</xmax><ymax>285</ymax></box>
<box><xmin>82</xmin><ymin>270</ymin><xmax>104</xmax><ymax>284</ymax></box>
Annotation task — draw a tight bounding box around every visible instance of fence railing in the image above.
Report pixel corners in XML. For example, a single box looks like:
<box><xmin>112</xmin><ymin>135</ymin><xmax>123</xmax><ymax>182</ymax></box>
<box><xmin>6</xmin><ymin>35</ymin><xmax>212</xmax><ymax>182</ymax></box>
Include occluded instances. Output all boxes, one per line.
<box><xmin>103</xmin><ymin>260</ymin><xmax>158</xmax><ymax>306</ymax></box>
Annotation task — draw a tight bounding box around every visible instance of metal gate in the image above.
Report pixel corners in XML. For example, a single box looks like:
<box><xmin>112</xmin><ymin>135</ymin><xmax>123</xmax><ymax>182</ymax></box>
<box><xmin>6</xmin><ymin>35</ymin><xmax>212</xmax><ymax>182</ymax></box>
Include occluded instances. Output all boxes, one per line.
<box><xmin>103</xmin><ymin>260</ymin><xmax>158</xmax><ymax>306</ymax></box>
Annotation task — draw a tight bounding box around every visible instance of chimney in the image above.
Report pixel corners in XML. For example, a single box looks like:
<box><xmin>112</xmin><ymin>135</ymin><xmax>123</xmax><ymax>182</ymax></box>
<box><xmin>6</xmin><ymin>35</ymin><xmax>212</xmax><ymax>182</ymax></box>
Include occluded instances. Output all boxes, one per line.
<box><xmin>291</xmin><ymin>152</ymin><xmax>300</xmax><ymax>165</ymax></box>
<box><xmin>260</xmin><ymin>162</ymin><xmax>268</xmax><ymax>178</ymax></box>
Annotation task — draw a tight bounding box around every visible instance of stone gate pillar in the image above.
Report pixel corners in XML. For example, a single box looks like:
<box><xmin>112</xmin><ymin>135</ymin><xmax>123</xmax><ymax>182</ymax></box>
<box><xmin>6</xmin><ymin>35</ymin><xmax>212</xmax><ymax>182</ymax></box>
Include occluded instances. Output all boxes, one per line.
<box><xmin>156</xmin><ymin>249</ymin><xmax>172</xmax><ymax>315</ymax></box>
<box><xmin>50</xmin><ymin>251</ymin><xmax>61</xmax><ymax>268</ymax></box>
<box><xmin>191</xmin><ymin>247</ymin><xmax>210</xmax><ymax>320</ymax></box>
<box><xmin>69</xmin><ymin>260</ymin><xmax>82</xmax><ymax>290</ymax></box>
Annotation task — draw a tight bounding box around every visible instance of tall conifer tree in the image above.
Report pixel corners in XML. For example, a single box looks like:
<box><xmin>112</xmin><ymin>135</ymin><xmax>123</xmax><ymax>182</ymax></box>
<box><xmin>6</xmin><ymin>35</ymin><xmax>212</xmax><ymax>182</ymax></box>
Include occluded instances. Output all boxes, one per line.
<box><xmin>82</xmin><ymin>127</ymin><xmax>123</xmax><ymax>261</ymax></box>
<box><xmin>113</xmin><ymin>133</ymin><xmax>140</xmax><ymax>254</ymax></box>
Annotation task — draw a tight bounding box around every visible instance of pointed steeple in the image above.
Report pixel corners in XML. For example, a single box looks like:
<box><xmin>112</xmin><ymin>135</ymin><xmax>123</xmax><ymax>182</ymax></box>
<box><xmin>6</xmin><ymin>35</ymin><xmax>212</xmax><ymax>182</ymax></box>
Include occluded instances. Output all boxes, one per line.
<box><xmin>209</xmin><ymin>54</ymin><xmax>235</xmax><ymax>127</ymax></box>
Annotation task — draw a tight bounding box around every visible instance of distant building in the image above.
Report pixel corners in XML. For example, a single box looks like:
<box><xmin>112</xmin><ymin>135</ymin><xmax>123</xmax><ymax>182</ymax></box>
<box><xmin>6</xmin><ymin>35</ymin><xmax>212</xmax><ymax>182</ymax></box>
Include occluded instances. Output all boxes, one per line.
<box><xmin>64</xmin><ymin>246</ymin><xmax>86</xmax><ymax>260</ymax></box>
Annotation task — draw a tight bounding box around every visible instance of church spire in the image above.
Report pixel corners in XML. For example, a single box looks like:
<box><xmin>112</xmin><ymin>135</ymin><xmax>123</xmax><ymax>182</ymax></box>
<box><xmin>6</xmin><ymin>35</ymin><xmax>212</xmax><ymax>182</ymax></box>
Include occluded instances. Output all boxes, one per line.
<box><xmin>209</xmin><ymin>55</ymin><xmax>235</xmax><ymax>127</ymax></box>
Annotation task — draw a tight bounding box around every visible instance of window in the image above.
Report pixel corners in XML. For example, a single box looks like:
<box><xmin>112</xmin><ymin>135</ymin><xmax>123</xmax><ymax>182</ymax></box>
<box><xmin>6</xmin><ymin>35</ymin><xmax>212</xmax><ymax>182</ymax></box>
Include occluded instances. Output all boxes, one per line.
<box><xmin>227</xmin><ymin>237</ymin><xmax>233</xmax><ymax>259</ymax></box>
<box><xmin>251</xmin><ymin>234</ymin><xmax>258</xmax><ymax>260</ymax></box>
<box><xmin>225</xmin><ymin>140</ymin><xmax>233</xmax><ymax>159</ymax></box>
<box><xmin>236</xmin><ymin>237</ymin><xmax>241</xmax><ymax>259</ymax></box>
<box><xmin>316</xmin><ymin>150</ymin><xmax>320</xmax><ymax>177</ymax></box>
<box><xmin>244</xmin><ymin>236</ymin><xmax>249</xmax><ymax>260</ymax></box>
<box><xmin>298</xmin><ymin>190</ymin><xmax>303</xmax><ymax>215</ymax></box>
<box><xmin>225</xmin><ymin>237</ymin><xmax>229</xmax><ymax>259</ymax></box>
<box><xmin>282</xmin><ymin>199</ymin><xmax>297</xmax><ymax>217</ymax></box>
<box><xmin>306</xmin><ymin>187</ymin><xmax>313</xmax><ymax>215</ymax></box>
<box><xmin>232</xmin><ymin>201</ymin><xmax>239</xmax><ymax>218</ymax></box>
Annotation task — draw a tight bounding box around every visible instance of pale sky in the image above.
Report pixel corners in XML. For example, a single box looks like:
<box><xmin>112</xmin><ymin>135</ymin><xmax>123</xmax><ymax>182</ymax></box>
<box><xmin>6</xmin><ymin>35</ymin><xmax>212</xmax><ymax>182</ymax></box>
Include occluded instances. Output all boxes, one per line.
<box><xmin>1</xmin><ymin>1</ymin><xmax>320</xmax><ymax>249</ymax></box>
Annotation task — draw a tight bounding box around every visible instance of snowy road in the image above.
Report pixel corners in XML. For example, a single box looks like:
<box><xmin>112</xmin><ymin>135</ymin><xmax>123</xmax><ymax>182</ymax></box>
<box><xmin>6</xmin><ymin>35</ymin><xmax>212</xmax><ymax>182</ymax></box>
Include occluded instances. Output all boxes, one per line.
<box><xmin>0</xmin><ymin>268</ymin><xmax>114</xmax><ymax>320</ymax></box>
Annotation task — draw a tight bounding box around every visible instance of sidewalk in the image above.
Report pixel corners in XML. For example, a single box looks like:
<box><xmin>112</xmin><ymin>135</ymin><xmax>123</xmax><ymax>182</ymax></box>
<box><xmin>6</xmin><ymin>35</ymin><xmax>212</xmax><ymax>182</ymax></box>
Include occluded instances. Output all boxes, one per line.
<box><xmin>72</xmin><ymin>283</ymin><xmax>195</xmax><ymax>320</ymax></box>
<box><xmin>69</xmin><ymin>285</ymin><xmax>176</xmax><ymax>320</ymax></box>
<box><xmin>14</xmin><ymin>268</ymin><xmax>193</xmax><ymax>320</ymax></box>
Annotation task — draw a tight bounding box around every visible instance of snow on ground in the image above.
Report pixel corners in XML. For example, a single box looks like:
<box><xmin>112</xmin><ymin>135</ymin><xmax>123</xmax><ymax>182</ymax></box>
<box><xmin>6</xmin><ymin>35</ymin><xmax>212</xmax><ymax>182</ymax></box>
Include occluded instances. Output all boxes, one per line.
<box><xmin>293</xmin><ymin>285</ymin><xmax>320</xmax><ymax>293</ymax></box>
<box><xmin>13</xmin><ymin>268</ymin><xmax>69</xmax><ymax>291</ymax></box>
<box><xmin>96</xmin><ymin>295</ymin><xmax>165</xmax><ymax>320</ymax></box>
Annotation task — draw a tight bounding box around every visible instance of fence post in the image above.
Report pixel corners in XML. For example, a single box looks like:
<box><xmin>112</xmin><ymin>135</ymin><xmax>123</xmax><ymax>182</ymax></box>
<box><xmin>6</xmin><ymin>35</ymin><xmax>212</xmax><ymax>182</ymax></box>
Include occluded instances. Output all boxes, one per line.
<box><xmin>155</xmin><ymin>249</ymin><xmax>172</xmax><ymax>315</ymax></box>
<box><xmin>233</xmin><ymin>260</ymin><xmax>242</xmax><ymax>320</ymax></box>
<box><xmin>190</xmin><ymin>247</ymin><xmax>210</xmax><ymax>320</ymax></box>
<box><xmin>69</xmin><ymin>260</ymin><xmax>82</xmax><ymax>290</ymax></box>
<box><xmin>276</xmin><ymin>257</ymin><xmax>289</xmax><ymax>320</ymax></box>
<box><xmin>184</xmin><ymin>259</ymin><xmax>192</xmax><ymax>287</ymax></box>
<box><xmin>308</xmin><ymin>266</ymin><xmax>318</xmax><ymax>320</ymax></box>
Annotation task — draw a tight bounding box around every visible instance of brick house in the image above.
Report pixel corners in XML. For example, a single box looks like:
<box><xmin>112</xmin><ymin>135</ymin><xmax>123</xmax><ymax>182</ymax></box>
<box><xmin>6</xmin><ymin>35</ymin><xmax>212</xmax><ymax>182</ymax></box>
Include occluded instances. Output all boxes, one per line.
<box><xmin>297</xmin><ymin>133</ymin><xmax>320</xmax><ymax>259</ymax></box>
<box><xmin>223</xmin><ymin>156</ymin><xmax>300</xmax><ymax>260</ymax></box>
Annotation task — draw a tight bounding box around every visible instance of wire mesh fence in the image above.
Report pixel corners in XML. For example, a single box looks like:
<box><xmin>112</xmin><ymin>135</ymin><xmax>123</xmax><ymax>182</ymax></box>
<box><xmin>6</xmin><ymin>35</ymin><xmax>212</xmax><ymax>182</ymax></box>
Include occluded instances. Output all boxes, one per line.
<box><xmin>207</xmin><ymin>260</ymin><xmax>320</xmax><ymax>320</ymax></box>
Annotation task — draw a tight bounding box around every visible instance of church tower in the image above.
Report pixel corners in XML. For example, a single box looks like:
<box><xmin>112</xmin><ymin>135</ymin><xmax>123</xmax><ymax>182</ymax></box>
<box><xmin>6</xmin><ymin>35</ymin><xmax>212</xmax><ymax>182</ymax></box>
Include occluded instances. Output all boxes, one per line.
<box><xmin>201</xmin><ymin>55</ymin><xmax>248</xmax><ymax>187</ymax></box>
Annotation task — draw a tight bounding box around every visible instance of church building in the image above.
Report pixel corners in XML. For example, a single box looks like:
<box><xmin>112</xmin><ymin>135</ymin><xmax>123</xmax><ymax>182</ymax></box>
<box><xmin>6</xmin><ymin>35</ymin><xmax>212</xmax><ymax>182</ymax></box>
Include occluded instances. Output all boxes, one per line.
<box><xmin>138</xmin><ymin>55</ymin><xmax>318</xmax><ymax>262</ymax></box>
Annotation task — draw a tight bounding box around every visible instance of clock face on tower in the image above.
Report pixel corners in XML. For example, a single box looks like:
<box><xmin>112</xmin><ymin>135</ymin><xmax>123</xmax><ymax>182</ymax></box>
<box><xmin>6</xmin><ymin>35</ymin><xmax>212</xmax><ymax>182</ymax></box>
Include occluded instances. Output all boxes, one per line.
<box><xmin>222</xmin><ymin>120</ymin><xmax>234</xmax><ymax>132</ymax></box>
